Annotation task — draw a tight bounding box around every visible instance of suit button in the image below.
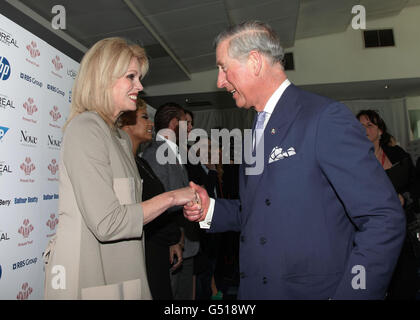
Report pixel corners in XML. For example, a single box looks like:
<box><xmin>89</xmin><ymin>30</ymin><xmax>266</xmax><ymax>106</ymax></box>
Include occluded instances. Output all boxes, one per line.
<box><xmin>263</xmin><ymin>277</ymin><xmax>267</xmax><ymax>284</ymax></box>
<box><xmin>265</xmin><ymin>199</ymin><xmax>271</xmax><ymax>206</ymax></box>
<box><xmin>240</xmin><ymin>272</ymin><xmax>246</xmax><ymax>279</ymax></box>
<box><xmin>260</xmin><ymin>237</ymin><xmax>267</xmax><ymax>245</ymax></box>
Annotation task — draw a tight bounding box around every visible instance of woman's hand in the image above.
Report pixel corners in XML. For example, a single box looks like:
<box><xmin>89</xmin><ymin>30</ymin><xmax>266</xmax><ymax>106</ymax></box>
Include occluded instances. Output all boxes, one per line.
<box><xmin>170</xmin><ymin>186</ymin><xmax>200</xmax><ymax>207</ymax></box>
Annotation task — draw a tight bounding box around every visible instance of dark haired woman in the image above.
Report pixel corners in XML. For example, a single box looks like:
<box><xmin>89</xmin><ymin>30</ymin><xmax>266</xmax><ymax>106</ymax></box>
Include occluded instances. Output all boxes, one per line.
<box><xmin>357</xmin><ymin>109</ymin><xmax>419</xmax><ymax>300</ymax></box>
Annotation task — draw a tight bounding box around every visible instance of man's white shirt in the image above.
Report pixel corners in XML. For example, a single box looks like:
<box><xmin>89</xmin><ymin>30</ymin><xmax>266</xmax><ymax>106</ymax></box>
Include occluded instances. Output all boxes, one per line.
<box><xmin>199</xmin><ymin>79</ymin><xmax>291</xmax><ymax>229</ymax></box>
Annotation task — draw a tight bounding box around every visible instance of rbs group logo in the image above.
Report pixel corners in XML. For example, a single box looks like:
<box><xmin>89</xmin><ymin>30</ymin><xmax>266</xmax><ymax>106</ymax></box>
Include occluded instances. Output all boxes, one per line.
<box><xmin>0</xmin><ymin>56</ymin><xmax>11</xmax><ymax>81</ymax></box>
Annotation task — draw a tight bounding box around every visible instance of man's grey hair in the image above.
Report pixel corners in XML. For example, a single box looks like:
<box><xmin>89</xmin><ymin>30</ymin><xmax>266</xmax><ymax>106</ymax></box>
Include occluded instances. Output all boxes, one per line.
<box><xmin>214</xmin><ymin>21</ymin><xmax>284</xmax><ymax>65</ymax></box>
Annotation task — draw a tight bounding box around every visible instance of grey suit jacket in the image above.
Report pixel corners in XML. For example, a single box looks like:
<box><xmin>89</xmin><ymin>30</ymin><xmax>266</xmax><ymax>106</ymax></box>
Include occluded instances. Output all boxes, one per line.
<box><xmin>142</xmin><ymin>138</ymin><xmax>200</xmax><ymax>258</ymax></box>
<box><xmin>43</xmin><ymin>112</ymin><xmax>151</xmax><ymax>300</ymax></box>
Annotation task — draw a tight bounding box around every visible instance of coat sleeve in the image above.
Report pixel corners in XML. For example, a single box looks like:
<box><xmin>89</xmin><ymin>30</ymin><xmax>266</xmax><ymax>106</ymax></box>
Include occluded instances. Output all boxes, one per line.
<box><xmin>63</xmin><ymin>115</ymin><xmax>144</xmax><ymax>242</ymax></box>
<box><xmin>210</xmin><ymin>198</ymin><xmax>242</xmax><ymax>233</ymax></box>
<box><xmin>315</xmin><ymin>102</ymin><xmax>406</xmax><ymax>299</ymax></box>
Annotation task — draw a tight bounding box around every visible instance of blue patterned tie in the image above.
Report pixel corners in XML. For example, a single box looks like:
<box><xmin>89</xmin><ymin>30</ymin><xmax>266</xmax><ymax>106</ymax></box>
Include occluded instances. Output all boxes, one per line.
<box><xmin>254</xmin><ymin>111</ymin><xmax>266</xmax><ymax>151</ymax></box>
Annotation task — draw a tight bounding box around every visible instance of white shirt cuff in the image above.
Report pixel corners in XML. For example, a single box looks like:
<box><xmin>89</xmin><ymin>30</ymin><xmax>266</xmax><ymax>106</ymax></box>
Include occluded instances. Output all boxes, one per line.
<box><xmin>199</xmin><ymin>198</ymin><xmax>215</xmax><ymax>229</ymax></box>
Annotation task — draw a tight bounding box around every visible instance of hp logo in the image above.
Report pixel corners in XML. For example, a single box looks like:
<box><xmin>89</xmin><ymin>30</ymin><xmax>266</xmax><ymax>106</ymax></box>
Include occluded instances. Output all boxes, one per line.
<box><xmin>0</xmin><ymin>56</ymin><xmax>11</xmax><ymax>81</ymax></box>
<box><xmin>0</xmin><ymin>126</ymin><xmax>9</xmax><ymax>141</ymax></box>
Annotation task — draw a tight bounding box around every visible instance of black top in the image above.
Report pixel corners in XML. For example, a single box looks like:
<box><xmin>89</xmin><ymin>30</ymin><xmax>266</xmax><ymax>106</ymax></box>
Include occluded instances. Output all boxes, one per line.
<box><xmin>136</xmin><ymin>156</ymin><xmax>180</xmax><ymax>245</ymax></box>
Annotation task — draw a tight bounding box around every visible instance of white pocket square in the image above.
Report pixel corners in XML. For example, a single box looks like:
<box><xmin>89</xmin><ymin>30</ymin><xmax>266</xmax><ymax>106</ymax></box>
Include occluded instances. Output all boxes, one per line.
<box><xmin>269</xmin><ymin>146</ymin><xmax>296</xmax><ymax>163</ymax></box>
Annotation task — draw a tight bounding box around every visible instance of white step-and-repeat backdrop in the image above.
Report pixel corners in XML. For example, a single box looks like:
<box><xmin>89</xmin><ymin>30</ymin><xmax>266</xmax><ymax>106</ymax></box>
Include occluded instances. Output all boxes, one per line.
<box><xmin>0</xmin><ymin>13</ymin><xmax>79</xmax><ymax>299</ymax></box>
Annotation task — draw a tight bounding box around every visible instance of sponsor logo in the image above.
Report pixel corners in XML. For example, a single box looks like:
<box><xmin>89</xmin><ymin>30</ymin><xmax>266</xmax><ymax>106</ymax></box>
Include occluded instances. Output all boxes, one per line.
<box><xmin>0</xmin><ymin>126</ymin><xmax>9</xmax><ymax>141</ymax></box>
<box><xmin>17</xmin><ymin>282</ymin><xmax>33</xmax><ymax>300</ymax></box>
<box><xmin>0</xmin><ymin>198</ymin><xmax>12</xmax><ymax>206</ymax></box>
<box><xmin>0</xmin><ymin>93</ymin><xmax>14</xmax><ymax>109</ymax></box>
<box><xmin>67</xmin><ymin>68</ymin><xmax>77</xmax><ymax>79</ymax></box>
<box><xmin>18</xmin><ymin>219</ymin><xmax>34</xmax><ymax>247</ymax></box>
<box><xmin>47</xmin><ymin>134</ymin><xmax>61</xmax><ymax>150</ymax></box>
<box><xmin>0</xmin><ymin>231</ymin><xmax>10</xmax><ymax>241</ymax></box>
<box><xmin>14</xmin><ymin>196</ymin><xmax>38</xmax><ymax>204</ymax></box>
<box><xmin>20</xmin><ymin>157</ymin><xmax>35</xmax><ymax>183</ymax></box>
<box><xmin>0</xmin><ymin>160</ymin><xmax>12</xmax><ymax>176</ymax></box>
<box><xmin>47</xmin><ymin>83</ymin><xmax>65</xmax><ymax>97</ymax></box>
<box><xmin>20</xmin><ymin>72</ymin><xmax>42</xmax><ymax>88</ymax></box>
<box><xmin>13</xmin><ymin>257</ymin><xmax>37</xmax><ymax>270</ymax></box>
<box><xmin>46</xmin><ymin>214</ymin><xmax>59</xmax><ymax>237</ymax></box>
<box><xmin>0</xmin><ymin>56</ymin><xmax>11</xmax><ymax>81</ymax></box>
<box><xmin>0</xmin><ymin>27</ymin><xmax>19</xmax><ymax>48</ymax></box>
<box><xmin>25</xmin><ymin>41</ymin><xmax>40</xmax><ymax>67</ymax></box>
<box><xmin>20</xmin><ymin>129</ymin><xmax>38</xmax><ymax>147</ymax></box>
<box><xmin>43</xmin><ymin>193</ymin><xmax>59</xmax><ymax>200</ymax></box>
<box><xmin>49</xmin><ymin>106</ymin><xmax>62</xmax><ymax>128</ymax></box>
<box><xmin>22</xmin><ymin>98</ymin><xmax>38</xmax><ymax>123</ymax></box>
<box><xmin>48</xmin><ymin>159</ymin><xmax>59</xmax><ymax>181</ymax></box>
<box><xmin>51</xmin><ymin>55</ymin><xmax>63</xmax><ymax>78</ymax></box>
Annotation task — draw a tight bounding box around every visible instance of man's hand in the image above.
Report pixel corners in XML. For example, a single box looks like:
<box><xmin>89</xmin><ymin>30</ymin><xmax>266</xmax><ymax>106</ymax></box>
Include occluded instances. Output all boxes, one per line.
<box><xmin>184</xmin><ymin>181</ymin><xmax>209</xmax><ymax>222</ymax></box>
<box><xmin>169</xmin><ymin>243</ymin><xmax>183</xmax><ymax>272</ymax></box>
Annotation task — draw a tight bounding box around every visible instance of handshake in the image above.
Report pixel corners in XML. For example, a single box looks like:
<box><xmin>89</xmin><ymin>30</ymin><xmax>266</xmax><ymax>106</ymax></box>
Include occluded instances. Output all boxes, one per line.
<box><xmin>174</xmin><ymin>182</ymin><xmax>209</xmax><ymax>222</ymax></box>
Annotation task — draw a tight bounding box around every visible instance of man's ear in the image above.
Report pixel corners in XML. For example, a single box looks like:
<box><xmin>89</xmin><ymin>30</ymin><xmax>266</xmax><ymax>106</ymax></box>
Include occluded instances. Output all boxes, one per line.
<box><xmin>168</xmin><ymin>117</ymin><xmax>178</xmax><ymax>131</ymax></box>
<box><xmin>248</xmin><ymin>50</ymin><xmax>262</xmax><ymax>76</ymax></box>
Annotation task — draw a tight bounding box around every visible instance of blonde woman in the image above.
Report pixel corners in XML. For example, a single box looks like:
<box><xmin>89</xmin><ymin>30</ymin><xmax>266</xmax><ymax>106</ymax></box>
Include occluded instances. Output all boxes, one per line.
<box><xmin>43</xmin><ymin>38</ymin><xmax>197</xmax><ymax>300</ymax></box>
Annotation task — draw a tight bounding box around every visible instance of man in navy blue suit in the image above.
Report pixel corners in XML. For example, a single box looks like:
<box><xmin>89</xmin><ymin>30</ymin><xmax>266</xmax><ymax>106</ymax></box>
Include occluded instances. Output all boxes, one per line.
<box><xmin>184</xmin><ymin>21</ymin><xmax>406</xmax><ymax>299</ymax></box>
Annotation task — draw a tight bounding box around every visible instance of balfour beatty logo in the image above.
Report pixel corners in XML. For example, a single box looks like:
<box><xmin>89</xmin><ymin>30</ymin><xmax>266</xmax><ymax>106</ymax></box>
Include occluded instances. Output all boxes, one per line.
<box><xmin>0</xmin><ymin>56</ymin><xmax>11</xmax><ymax>80</ymax></box>
<box><xmin>43</xmin><ymin>193</ymin><xmax>59</xmax><ymax>200</ymax></box>
<box><xmin>14</xmin><ymin>196</ymin><xmax>38</xmax><ymax>204</ymax></box>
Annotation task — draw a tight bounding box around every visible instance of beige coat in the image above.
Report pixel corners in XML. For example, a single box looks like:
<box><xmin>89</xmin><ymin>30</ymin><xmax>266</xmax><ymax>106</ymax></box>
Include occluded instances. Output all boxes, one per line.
<box><xmin>44</xmin><ymin>112</ymin><xmax>151</xmax><ymax>300</ymax></box>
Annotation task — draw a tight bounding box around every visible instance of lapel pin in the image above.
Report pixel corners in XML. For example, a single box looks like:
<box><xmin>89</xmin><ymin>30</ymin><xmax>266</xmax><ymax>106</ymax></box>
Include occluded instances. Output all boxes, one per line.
<box><xmin>271</xmin><ymin>128</ymin><xmax>276</xmax><ymax>135</ymax></box>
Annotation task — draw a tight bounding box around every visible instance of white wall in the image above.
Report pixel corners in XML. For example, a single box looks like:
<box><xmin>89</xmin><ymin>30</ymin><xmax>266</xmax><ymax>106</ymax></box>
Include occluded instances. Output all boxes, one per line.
<box><xmin>144</xmin><ymin>5</ymin><xmax>420</xmax><ymax>96</ymax></box>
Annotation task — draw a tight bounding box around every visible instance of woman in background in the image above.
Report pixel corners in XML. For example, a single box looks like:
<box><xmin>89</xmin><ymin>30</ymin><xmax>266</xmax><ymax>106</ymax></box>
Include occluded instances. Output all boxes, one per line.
<box><xmin>119</xmin><ymin>99</ymin><xmax>183</xmax><ymax>299</ymax></box>
<box><xmin>357</xmin><ymin>109</ymin><xmax>419</xmax><ymax>300</ymax></box>
<box><xmin>43</xmin><ymin>37</ymin><xmax>197</xmax><ymax>299</ymax></box>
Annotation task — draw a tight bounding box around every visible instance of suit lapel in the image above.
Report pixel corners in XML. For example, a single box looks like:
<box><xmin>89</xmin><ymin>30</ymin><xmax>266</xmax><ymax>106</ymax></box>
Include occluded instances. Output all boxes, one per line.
<box><xmin>243</xmin><ymin>84</ymin><xmax>302</xmax><ymax>202</ymax></box>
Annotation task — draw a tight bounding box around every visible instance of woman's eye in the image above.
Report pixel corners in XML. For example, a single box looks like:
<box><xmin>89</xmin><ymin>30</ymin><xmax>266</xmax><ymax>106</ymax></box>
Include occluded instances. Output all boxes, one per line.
<box><xmin>127</xmin><ymin>74</ymin><xmax>135</xmax><ymax>80</ymax></box>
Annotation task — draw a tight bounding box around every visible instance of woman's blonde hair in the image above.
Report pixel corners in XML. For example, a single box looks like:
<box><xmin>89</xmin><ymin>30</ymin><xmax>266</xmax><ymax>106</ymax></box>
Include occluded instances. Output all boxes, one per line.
<box><xmin>64</xmin><ymin>37</ymin><xmax>148</xmax><ymax>129</ymax></box>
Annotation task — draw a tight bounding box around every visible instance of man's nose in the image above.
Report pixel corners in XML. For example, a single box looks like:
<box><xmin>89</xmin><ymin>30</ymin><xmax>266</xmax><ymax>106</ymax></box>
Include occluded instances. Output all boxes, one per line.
<box><xmin>217</xmin><ymin>70</ymin><xmax>226</xmax><ymax>89</ymax></box>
